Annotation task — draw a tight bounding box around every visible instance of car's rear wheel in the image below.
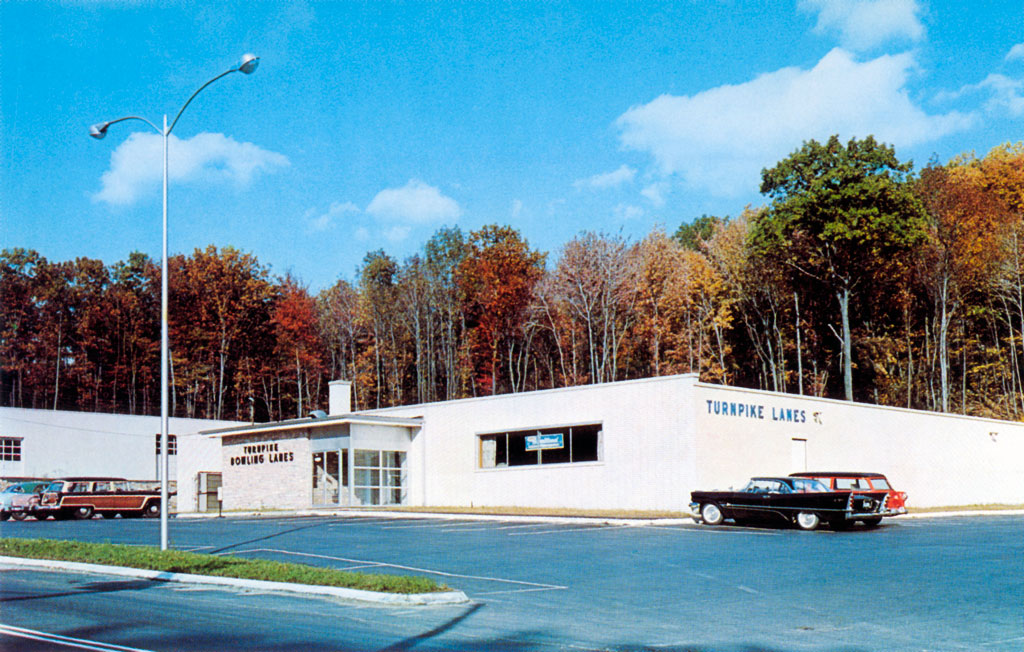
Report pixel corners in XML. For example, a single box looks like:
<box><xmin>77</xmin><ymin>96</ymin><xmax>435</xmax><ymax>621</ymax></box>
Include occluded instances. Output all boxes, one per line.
<box><xmin>795</xmin><ymin>511</ymin><xmax>820</xmax><ymax>531</ymax></box>
<box><xmin>700</xmin><ymin>503</ymin><xmax>724</xmax><ymax>526</ymax></box>
<box><xmin>10</xmin><ymin>511</ymin><xmax>27</xmax><ymax>521</ymax></box>
<box><xmin>142</xmin><ymin>502</ymin><xmax>161</xmax><ymax>518</ymax></box>
<box><xmin>0</xmin><ymin>512</ymin><xmax>10</xmax><ymax>521</ymax></box>
<box><xmin>72</xmin><ymin>506</ymin><xmax>94</xmax><ymax>520</ymax></box>
<box><xmin>862</xmin><ymin>516</ymin><xmax>883</xmax><ymax>528</ymax></box>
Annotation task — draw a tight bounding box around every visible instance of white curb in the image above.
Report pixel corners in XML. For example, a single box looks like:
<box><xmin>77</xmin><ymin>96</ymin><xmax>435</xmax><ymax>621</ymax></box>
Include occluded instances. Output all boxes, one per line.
<box><xmin>0</xmin><ymin>555</ymin><xmax>470</xmax><ymax>606</ymax></box>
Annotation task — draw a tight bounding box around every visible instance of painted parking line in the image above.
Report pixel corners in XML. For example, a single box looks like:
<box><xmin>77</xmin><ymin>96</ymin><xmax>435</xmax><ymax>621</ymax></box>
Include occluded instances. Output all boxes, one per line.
<box><xmin>227</xmin><ymin>548</ymin><xmax>568</xmax><ymax>593</ymax></box>
<box><xmin>648</xmin><ymin>525</ymin><xmax>782</xmax><ymax>536</ymax></box>
<box><xmin>378</xmin><ymin>519</ymin><xmax>461</xmax><ymax>530</ymax></box>
<box><xmin>326</xmin><ymin>517</ymin><xmax>404</xmax><ymax>527</ymax></box>
<box><xmin>0</xmin><ymin>624</ymin><xmax>154</xmax><ymax>652</ymax></box>
<box><xmin>506</xmin><ymin>525</ymin><xmax>625</xmax><ymax>536</ymax></box>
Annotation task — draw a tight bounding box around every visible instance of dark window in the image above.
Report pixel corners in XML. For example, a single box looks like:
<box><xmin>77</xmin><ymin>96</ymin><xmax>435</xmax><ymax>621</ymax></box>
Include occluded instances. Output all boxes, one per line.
<box><xmin>479</xmin><ymin>424</ymin><xmax>602</xmax><ymax>468</ymax></box>
<box><xmin>0</xmin><ymin>438</ymin><xmax>22</xmax><ymax>461</ymax></box>
<box><xmin>155</xmin><ymin>434</ymin><xmax>177</xmax><ymax>455</ymax></box>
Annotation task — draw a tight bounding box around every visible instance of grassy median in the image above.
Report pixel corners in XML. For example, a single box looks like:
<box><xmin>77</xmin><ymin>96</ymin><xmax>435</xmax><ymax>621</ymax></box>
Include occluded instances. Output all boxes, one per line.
<box><xmin>0</xmin><ymin>537</ymin><xmax>446</xmax><ymax>594</ymax></box>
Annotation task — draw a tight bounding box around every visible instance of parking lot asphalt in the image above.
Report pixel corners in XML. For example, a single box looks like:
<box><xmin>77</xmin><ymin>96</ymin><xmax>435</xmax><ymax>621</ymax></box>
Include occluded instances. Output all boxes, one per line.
<box><xmin>2</xmin><ymin>512</ymin><xmax>1023</xmax><ymax>651</ymax></box>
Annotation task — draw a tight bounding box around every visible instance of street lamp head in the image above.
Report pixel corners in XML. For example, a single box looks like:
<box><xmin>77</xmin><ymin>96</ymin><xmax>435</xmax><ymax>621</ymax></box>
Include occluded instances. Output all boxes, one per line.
<box><xmin>89</xmin><ymin>123</ymin><xmax>109</xmax><ymax>139</ymax></box>
<box><xmin>238</xmin><ymin>54</ymin><xmax>259</xmax><ymax>75</ymax></box>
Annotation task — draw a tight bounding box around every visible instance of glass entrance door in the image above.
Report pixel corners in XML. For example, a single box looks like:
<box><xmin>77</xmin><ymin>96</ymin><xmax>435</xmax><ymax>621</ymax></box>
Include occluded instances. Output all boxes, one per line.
<box><xmin>312</xmin><ymin>451</ymin><xmax>340</xmax><ymax>505</ymax></box>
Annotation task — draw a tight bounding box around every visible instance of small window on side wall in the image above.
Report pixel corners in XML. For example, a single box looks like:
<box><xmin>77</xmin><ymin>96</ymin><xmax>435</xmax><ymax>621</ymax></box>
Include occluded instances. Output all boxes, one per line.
<box><xmin>478</xmin><ymin>424</ymin><xmax>602</xmax><ymax>468</ymax></box>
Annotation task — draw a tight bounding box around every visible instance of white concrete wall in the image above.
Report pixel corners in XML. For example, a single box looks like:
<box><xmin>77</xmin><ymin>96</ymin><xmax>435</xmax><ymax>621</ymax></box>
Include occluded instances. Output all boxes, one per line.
<box><xmin>694</xmin><ymin>384</ymin><xmax>1024</xmax><ymax>508</ymax></box>
<box><xmin>0</xmin><ymin>407</ymin><xmax>237</xmax><ymax>482</ymax></box>
<box><xmin>371</xmin><ymin>374</ymin><xmax>700</xmax><ymax>511</ymax></box>
<box><xmin>176</xmin><ymin>433</ymin><xmax>225</xmax><ymax>513</ymax></box>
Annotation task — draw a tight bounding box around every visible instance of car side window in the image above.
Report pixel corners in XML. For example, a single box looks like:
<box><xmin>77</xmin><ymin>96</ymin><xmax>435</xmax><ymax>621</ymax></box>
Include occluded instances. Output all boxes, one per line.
<box><xmin>835</xmin><ymin>478</ymin><xmax>856</xmax><ymax>489</ymax></box>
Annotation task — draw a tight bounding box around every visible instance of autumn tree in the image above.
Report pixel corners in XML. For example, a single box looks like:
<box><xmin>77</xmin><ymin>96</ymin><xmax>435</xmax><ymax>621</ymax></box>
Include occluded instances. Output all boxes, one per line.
<box><xmin>357</xmin><ymin>250</ymin><xmax>403</xmax><ymax>408</ymax></box>
<box><xmin>272</xmin><ymin>277</ymin><xmax>324</xmax><ymax>417</ymax></box>
<box><xmin>916</xmin><ymin>161</ymin><xmax>1008</xmax><ymax>412</ymax></box>
<box><xmin>755</xmin><ymin>135</ymin><xmax>927</xmax><ymax>401</ymax></box>
<box><xmin>459</xmin><ymin>225</ymin><xmax>545</xmax><ymax>395</ymax></box>
<box><xmin>317</xmin><ymin>279</ymin><xmax>360</xmax><ymax>405</ymax></box>
<box><xmin>634</xmin><ymin>229</ymin><xmax>686</xmax><ymax>377</ymax></box>
<box><xmin>423</xmin><ymin>227</ymin><xmax>469</xmax><ymax>400</ymax></box>
<box><xmin>549</xmin><ymin>232</ymin><xmax>639</xmax><ymax>384</ymax></box>
<box><xmin>0</xmin><ymin>249</ymin><xmax>44</xmax><ymax>407</ymax></box>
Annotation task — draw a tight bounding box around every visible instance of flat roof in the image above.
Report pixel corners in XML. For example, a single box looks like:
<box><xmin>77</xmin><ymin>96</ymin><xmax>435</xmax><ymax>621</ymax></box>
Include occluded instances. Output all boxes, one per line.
<box><xmin>201</xmin><ymin>413</ymin><xmax>422</xmax><ymax>438</ymax></box>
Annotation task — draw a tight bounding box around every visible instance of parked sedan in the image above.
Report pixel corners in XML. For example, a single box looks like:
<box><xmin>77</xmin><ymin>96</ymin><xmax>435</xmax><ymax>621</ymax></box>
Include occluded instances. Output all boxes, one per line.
<box><xmin>0</xmin><ymin>481</ymin><xmax>49</xmax><ymax>521</ymax></box>
<box><xmin>690</xmin><ymin>476</ymin><xmax>891</xmax><ymax>531</ymax></box>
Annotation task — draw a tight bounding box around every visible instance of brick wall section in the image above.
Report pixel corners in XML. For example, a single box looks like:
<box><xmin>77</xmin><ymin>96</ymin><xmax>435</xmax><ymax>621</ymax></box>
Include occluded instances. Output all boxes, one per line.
<box><xmin>222</xmin><ymin>432</ymin><xmax>310</xmax><ymax>510</ymax></box>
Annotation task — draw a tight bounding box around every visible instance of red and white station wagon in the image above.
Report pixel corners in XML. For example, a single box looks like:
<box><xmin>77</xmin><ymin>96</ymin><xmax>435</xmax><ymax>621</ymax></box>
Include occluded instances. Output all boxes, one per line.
<box><xmin>36</xmin><ymin>477</ymin><xmax>163</xmax><ymax>520</ymax></box>
<box><xmin>790</xmin><ymin>472</ymin><xmax>907</xmax><ymax>519</ymax></box>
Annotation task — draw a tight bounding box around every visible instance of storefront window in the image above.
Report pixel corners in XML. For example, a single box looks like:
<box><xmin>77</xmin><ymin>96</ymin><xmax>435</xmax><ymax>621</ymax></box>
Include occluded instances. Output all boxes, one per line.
<box><xmin>479</xmin><ymin>424</ymin><xmax>602</xmax><ymax>468</ymax></box>
<box><xmin>353</xmin><ymin>449</ymin><xmax>406</xmax><ymax>506</ymax></box>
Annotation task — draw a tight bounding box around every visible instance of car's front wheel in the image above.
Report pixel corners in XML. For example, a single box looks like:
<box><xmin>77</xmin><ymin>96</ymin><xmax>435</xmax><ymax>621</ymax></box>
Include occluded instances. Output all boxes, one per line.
<box><xmin>700</xmin><ymin>503</ymin><xmax>725</xmax><ymax>526</ymax></box>
<box><xmin>72</xmin><ymin>506</ymin><xmax>94</xmax><ymax>520</ymax></box>
<box><xmin>0</xmin><ymin>511</ymin><xmax>10</xmax><ymax>521</ymax></box>
<box><xmin>10</xmin><ymin>511</ymin><xmax>27</xmax><ymax>521</ymax></box>
<box><xmin>795</xmin><ymin>511</ymin><xmax>820</xmax><ymax>531</ymax></box>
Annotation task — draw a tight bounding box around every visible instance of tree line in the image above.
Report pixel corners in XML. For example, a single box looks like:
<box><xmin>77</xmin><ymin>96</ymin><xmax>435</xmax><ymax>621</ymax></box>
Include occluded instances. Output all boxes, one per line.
<box><xmin>2</xmin><ymin>137</ymin><xmax>1022</xmax><ymax>422</ymax></box>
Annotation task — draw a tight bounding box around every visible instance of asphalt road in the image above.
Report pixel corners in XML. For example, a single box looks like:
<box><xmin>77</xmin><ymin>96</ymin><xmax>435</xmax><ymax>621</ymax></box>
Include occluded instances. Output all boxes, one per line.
<box><xmin>1</xmin><ymin>513</ymin><xmax>1022</xmax><ymax>651</ymax></box>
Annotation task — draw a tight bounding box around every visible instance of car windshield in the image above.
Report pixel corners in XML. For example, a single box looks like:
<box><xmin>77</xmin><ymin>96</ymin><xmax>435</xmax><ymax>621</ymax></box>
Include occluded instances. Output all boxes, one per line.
<box><xmin>743</xmin><ymin>479</ymin><xmax>790</xmax><ymax>493</ymax></box>
<box><xmin>44</xmin><ymin>482</ymin><xmax>65</xmax><ymax>493</ymax></box>
<box><xmin>790</xmin><ymin>478</ymin><xmax>830</xmax><ymax>493</ymax></box>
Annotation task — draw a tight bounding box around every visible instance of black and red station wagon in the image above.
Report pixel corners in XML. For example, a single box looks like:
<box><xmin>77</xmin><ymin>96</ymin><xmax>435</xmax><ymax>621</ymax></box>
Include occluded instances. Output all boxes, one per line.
<box><xmin>790</xmin><ymin>471</ymin><xmax>908</xmax><ymax>519</ymax></box>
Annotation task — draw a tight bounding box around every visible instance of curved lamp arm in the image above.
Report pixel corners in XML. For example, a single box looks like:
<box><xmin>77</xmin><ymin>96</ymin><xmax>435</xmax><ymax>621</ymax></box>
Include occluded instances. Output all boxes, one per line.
<box><xmin>89</xmin><ymin>54</ymin><xmax>259</xmax><ymax>138</ymax></box>
<box><xmin>89</xmin><ymin>115</ymin><xmax>162</xmax><ymax>139</ymax></box>
<box><xmin>168</xmin><ymin>54</ymin><xmax>258</xmax><ymax>135</ymax></box>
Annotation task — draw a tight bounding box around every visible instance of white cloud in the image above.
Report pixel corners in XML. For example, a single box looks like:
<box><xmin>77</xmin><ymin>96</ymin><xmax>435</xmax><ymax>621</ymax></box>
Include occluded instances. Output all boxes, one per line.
<box><xmin>1007</xmin><ymin>43</ymin><xmax>1024</xmax><ymax>62</ymax></box>
<box><xmin>641</xmin><ymin>182</ymin><xmax>669</xmax><ymax>207</ymax></box>
<box><xmin>308</xmin><ymin>201</ymin><xmax>359</xmax><ymax>232</ymax></box>
<box><xmin>92</xmin><ymin>132</ymin><xmax>289</xmax><ymax>205</ymax></box>
<box><xmin>800</xmin><ymin>0</ymin><xmax>924</xmax><ymax>51</ymax></box>
<box><xmin>384</xmin><ymin>225</ymin><xmax>412</xmax><ymax>242</ymax></box>
<box><xmin>616</xmin><ymin>48</ymin><xmax>972</xmax><ymax>197</ymax></box>
<box><xmin>511</xmin><ymin>199</ymin><xmax>524</xmax><ymax>218</ymax></box>
<box><xmin>365</xmin><ymin>179</ymin><xmax>461</xmax><ymax>224</ymax></box>
<box><xmin>614</xmin><ymin>204</ymin><xmax>644</xmax><ymax>221</ymax></box>
<box><xmin>574</xmin><ymin>165</ymin><xmax>636</xmax><ymax>190</ymax></box>
<box><xmin>955</xmin><ymin>74</ymin><xmax>1024</xmax><ymax>117</ymax></box>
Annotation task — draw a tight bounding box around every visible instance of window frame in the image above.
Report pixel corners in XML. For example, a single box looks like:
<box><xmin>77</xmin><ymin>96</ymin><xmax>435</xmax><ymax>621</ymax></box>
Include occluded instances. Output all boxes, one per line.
<box><xmin>477</xmin><ymin>423</ymin><xmax>603</xmax><ymax>470</ymax></box>
<box><xmin>0</xmin><ymin>437</ymin><xmax>23</xmax><ymax>462</ymax></box>
<box><xmin>154</xmin><ymin>433</ymin><xmax>178</xmax><ymax>456</ymax></box>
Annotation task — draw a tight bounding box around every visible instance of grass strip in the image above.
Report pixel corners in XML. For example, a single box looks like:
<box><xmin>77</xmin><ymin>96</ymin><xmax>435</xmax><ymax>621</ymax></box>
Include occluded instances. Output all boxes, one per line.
<box><xmin>0</xmin><ymin>537</ymin><xmax>446</xmax><ymax>594</ymax></box>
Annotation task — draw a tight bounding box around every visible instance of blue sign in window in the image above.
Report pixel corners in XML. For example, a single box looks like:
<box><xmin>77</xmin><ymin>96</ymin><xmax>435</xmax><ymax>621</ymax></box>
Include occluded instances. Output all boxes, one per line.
<box><xmin>525</xmin><ymin>433</ymin><xmax>564</xmax><ymax>451</ymax></box>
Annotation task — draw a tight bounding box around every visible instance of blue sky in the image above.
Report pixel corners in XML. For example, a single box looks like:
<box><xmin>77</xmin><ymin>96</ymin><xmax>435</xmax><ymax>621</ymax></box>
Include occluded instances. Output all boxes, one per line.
<box><xmin>2</xmin><ymin>0</ymin><xmax>1022</xmax><ymax>291</ymax></box>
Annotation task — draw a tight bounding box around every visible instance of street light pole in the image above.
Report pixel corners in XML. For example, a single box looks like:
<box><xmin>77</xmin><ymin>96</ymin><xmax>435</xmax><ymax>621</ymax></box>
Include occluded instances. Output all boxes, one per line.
<box><xmin>90</xmin><ymin>54</ymin><xmax>259</xmax><ymax>551</ymax></box>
